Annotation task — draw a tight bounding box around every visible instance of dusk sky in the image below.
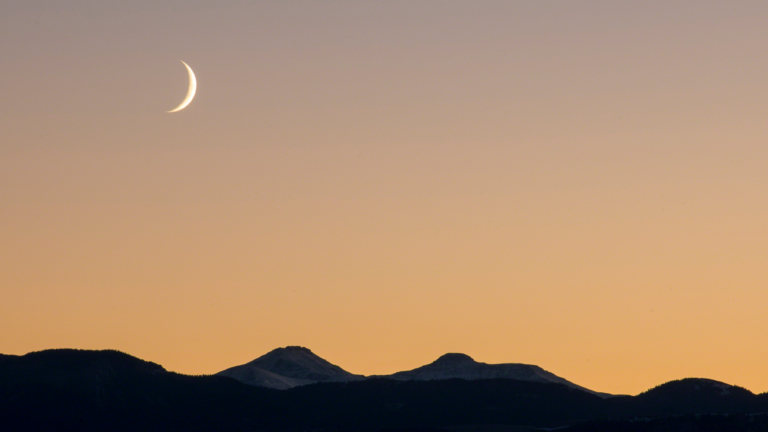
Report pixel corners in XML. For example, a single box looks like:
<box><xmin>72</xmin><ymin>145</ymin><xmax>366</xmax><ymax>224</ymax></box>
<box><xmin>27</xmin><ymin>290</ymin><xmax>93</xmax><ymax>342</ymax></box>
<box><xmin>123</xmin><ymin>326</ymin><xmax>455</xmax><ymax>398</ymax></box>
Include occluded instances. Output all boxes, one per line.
<box><xmin>2</xmin><ymin>1</ymin><xmax>768</xmax><ymax>395</ymax></box>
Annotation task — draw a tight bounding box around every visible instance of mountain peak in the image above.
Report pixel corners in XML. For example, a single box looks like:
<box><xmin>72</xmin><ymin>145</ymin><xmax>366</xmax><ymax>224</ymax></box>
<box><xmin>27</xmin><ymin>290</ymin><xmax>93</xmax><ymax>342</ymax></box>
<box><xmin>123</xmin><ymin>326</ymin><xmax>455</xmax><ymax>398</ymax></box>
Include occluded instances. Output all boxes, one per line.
<box><xmin>217</xmin><ymin>346</ymin><xmax>363</xmax><ymax>389</ymax></box>
<box><xmin>262</xmin><ymin>346</ymin><xmax>315</xmax><ymax>358</ymax></box>
<box><xmin>281</xmin><ymin>346</ymin><xmax>312</xmax><ymax>353</ymax></box>
<box><xmin>433</xmin><ymin>353</ymin><xmax>475</xmax><ymax>365</ymax></box>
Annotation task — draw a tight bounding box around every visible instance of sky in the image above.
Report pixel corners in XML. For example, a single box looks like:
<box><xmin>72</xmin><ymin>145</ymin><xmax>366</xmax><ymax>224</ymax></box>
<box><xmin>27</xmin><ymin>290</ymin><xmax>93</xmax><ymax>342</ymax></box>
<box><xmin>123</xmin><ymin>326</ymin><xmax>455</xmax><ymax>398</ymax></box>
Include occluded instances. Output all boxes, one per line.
<box><xmin>2</xmin><ymin>1</ymin><xmax>768</xmax><ymax>396</ymax></box>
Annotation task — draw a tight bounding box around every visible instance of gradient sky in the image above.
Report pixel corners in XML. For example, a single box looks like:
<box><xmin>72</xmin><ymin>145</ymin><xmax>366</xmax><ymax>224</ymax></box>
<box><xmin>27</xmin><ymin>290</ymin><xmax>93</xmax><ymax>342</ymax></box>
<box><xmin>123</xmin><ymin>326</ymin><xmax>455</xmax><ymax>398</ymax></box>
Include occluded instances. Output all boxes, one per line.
<box><xmin>2</xmin><ymin>1</ymin><xmax>768</xmax><ymax>395</ymax></box>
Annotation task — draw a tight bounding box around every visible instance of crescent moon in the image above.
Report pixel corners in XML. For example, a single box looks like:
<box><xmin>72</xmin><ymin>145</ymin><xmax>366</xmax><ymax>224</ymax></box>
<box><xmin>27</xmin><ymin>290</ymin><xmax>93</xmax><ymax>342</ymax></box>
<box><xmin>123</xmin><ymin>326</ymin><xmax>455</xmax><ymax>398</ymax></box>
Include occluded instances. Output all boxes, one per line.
<box><xmin>167</xmin><ymin>60</ymin><xmax>197</xmax><ymax>113</ymax></box>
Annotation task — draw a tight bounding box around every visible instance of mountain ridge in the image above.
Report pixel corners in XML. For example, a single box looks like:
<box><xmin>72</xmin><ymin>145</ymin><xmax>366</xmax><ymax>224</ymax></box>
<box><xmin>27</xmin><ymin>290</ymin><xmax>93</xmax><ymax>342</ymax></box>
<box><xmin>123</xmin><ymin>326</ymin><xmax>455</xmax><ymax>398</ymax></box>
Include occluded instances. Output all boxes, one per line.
<box><xmin>216</xmin><ymin>346</ymin><xmax>610</xmax><ymax>397</ymax></box>
<box><xmin>378</xmin><ymin>352</ymin><xmax>612</xmax><ymax>398</ymax></box>
<box><xmin>2</xmin><ymin>348</ymin><xmax>767</xmax><ymax>431</ymax></box>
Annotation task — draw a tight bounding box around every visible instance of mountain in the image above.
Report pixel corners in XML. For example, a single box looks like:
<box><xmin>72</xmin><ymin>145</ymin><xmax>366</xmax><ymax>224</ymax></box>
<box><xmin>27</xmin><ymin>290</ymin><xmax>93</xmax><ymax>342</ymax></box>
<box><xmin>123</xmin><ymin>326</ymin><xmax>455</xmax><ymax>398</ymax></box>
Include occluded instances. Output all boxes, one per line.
<box><xmin>216</xmin><ymin>346</ymin><xmax>364</xmax><ymax>389</ymax></box>
<box><xmin>3</xmin><ymin>348</ymin><xmax>768</xmax><ymax>432</ymax></box>
<box><xmin>380</xmin><ymin>353</ymin><xmax>611</xmax><ymax>397</ymax></box>
<box><xmin>219</xmin><ymin>348</ymin><xmax>608</xmax><ymax>396</ymax></box>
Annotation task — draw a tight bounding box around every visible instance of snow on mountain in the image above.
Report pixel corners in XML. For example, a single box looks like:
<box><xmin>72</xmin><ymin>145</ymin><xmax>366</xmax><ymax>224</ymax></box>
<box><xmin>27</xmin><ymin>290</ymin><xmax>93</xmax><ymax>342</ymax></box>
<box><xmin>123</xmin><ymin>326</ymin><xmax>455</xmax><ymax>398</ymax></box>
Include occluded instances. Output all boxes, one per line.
<box><xmin>216</xmin><ymin>346</ymin><xmax>364</xmax><ymax>389</ymax></box>
<box><xmin>218</xmin><ymin>347</ymin><xmax>610</xmax><ymax>397</ymax></box>
<box><xmin>381</xmin><ymin>353</ymin><xmax>611</xmax><ymax>397</ymax></box>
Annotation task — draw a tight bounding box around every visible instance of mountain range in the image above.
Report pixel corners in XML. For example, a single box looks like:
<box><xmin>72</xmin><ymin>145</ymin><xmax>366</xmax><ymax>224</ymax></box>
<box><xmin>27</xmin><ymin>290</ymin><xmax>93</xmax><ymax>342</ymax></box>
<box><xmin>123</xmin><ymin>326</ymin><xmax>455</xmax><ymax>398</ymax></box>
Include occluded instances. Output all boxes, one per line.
<box><xmin>216</xmin><ymin>346</ymin><xmax>610</xmax><ymax>397</ymax></box>
<box><xmin>2</xmin><ymin>348</ymin><xmax>767</xmax><ymax>432</ymax></box>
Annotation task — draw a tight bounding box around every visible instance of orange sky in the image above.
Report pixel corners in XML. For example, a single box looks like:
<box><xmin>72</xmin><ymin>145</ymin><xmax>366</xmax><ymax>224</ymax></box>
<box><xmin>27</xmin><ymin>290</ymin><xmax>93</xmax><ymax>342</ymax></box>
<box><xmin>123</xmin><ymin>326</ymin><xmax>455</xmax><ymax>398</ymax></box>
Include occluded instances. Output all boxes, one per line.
<box><xmin>2</xmin><ymin>1</ymin><xmax>768</xmax><ymax>395</ymax></box>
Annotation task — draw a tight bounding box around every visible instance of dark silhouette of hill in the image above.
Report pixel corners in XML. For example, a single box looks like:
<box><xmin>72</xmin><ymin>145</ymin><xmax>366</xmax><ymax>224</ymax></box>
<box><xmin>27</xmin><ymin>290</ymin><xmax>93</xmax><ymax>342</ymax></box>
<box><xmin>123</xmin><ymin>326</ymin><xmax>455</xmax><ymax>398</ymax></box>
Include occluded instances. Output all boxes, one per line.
<box><xmin>0</xmin><ymin>349</ymin><xmax>279</xmax><ymax>431</ymax></box>
<box><xmin>2</xmin><ymin>349</ymin><xmax>768</xmax><ymax>431</ymax></box>
<box><xmin>627</xmin><ymin>378</ymin><xmax>761</xmax><ymax>416</ymax></box>
<box><xmin>281</xmin><ymin>377</ymin><xmax>609</xmax><ymax>429</ymax></box>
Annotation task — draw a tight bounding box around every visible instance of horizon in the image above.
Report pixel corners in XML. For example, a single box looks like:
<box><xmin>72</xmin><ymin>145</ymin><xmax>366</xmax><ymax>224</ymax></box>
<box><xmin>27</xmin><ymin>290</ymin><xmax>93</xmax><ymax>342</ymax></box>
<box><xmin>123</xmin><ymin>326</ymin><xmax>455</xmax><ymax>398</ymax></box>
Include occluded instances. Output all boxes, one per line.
<box><xmin>3</xmin><ymin>343</ymin><xmax>758</xmax><ymax>396</ymax></box>
<box><xmin>3</xmin><ymin>1</ymin><xmax>768</xmax><ymax>397</ymax></box>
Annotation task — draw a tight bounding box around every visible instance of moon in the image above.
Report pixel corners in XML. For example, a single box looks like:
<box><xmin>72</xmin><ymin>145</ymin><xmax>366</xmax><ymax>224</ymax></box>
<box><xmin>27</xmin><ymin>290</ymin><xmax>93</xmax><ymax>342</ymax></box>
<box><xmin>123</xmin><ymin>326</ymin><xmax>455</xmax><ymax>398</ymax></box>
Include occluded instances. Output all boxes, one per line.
<box><xmin>167</xmin><ymin>60</ymin><xmax>197</xmax><ymax>113</ymax></box>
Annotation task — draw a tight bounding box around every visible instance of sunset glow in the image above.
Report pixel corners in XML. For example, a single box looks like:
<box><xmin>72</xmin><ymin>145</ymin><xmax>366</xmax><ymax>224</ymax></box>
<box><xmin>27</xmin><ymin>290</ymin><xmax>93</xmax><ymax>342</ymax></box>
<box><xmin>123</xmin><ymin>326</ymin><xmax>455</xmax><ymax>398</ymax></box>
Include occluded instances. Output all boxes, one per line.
<box><xmin>2</xmin><ymin>1</ymin><xmax>768</xmax><ymax>396</ymax></box>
